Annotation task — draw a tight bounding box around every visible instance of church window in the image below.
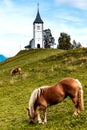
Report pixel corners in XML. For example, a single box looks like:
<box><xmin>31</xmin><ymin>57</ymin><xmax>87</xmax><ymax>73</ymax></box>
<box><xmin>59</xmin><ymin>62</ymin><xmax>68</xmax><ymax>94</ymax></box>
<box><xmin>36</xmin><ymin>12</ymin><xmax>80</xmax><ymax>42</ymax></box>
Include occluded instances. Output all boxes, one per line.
<box><xmin>37</xmin><ymin>26</ymin><xmax>40</xmax><ymax>30</ymax></box>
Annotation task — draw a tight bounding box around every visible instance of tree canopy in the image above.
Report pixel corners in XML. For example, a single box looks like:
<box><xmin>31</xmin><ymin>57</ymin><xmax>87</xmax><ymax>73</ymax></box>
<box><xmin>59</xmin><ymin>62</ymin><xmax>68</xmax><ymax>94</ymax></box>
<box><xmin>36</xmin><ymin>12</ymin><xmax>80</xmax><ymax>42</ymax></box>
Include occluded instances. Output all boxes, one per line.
<box><xmin>72</xmin><ymin>40</ymin><xmax>82</xmax><ymax>48</ymax></box>
<box><xmin>58</xmin><ymin>32</ymin><xmax>73</xmax><ymax>50</ymax></box>
<box><xmin>43</xmin><ymin>29</ymin><xmax>55</xmax><ymax>48</ymax></box>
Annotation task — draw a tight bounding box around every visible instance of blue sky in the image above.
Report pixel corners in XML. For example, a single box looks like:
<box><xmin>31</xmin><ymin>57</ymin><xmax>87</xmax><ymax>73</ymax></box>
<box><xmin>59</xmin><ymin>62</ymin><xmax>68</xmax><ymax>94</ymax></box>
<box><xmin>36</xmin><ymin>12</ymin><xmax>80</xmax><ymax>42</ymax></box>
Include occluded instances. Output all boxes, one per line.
<box><xmin>0</xmin><ymin>0</ymin><xmax>87</xmax><ymax>57</ymax></box>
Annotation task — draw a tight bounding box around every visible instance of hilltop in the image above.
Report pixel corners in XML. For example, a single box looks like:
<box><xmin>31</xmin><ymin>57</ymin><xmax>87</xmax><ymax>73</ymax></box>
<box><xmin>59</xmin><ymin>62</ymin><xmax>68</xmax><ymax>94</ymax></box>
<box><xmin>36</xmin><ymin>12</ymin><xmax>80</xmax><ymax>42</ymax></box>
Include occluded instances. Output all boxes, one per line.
<box><xmin>0</xmin><ymin>48</ymin><xmax>87</xmax><ymax>130</ymax></box>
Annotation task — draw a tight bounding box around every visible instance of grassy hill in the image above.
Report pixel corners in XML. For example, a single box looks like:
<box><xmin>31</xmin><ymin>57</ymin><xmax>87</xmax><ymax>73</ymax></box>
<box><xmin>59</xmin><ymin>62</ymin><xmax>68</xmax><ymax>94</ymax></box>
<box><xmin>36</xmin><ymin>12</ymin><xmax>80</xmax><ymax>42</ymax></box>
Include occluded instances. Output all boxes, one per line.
<box><xmin>0</xmin><ymin>48</ymin><xmax>87</xmax><ymax>130</ymax></box>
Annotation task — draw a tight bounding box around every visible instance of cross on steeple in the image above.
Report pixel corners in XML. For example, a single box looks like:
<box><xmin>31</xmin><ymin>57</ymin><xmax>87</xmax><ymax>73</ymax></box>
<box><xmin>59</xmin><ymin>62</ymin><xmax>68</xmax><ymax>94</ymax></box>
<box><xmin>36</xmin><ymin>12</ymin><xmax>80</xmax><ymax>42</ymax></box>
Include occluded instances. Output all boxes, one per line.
<box><xmin>37</xmin><ymin>3</ymin><xmax>39</xmax><ymax>10</ymax></box>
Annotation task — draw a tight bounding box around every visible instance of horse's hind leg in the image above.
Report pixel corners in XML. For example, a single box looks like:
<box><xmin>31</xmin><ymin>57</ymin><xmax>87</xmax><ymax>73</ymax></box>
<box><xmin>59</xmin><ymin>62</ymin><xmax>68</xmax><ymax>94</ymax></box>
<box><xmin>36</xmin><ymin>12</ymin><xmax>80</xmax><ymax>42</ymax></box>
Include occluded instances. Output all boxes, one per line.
<box><xmin>71</xmin><ymin>97</ymin><xmax>79</xmax><ymax>116</ymax></box>
<box><xmin>43</xmin><ymin>109</ymin><xmax>47</xmax><ymax>123</ymax></box>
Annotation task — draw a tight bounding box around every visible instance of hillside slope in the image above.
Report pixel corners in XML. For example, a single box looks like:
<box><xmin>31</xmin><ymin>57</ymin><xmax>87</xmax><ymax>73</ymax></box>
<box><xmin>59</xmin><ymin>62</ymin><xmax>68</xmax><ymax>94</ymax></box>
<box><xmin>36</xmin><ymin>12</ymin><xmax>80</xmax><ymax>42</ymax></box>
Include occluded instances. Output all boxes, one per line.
<box><xmin>0</xmin><ymin>48</ymin><xmax>87</xmax><ymax>130</ymax></box>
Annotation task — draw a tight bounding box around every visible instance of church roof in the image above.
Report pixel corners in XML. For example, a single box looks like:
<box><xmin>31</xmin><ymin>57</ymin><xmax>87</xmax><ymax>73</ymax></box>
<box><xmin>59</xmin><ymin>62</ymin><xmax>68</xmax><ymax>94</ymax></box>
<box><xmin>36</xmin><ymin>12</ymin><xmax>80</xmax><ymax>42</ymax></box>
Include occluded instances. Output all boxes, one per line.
<box><xmin>33</xmin><ymin>9</ymin><xmax>43</xmax><ymax>24</ymax></box>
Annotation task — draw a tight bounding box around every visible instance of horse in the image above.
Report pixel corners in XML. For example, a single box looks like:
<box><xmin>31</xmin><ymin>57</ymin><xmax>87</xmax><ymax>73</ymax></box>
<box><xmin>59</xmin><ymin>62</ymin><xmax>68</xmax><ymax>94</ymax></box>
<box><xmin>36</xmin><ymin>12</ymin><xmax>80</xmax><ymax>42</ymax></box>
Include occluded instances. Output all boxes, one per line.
<box><xmin>11</xmin><ymin>67</ymin><xmax>21</xmax><ymax>76</ymax></box>
<box><xmin>27</xmin><ymin>77</ymin><xmax>84</xmax><ymax>124</ymax></box>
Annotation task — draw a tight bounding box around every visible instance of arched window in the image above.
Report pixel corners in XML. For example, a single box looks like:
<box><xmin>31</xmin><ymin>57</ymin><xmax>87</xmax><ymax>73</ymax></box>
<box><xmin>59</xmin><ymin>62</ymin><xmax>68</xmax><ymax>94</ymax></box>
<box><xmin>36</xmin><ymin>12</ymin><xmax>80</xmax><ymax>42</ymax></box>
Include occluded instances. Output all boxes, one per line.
<box><xmin>37</xmin><ymin>26</ymin><xmax>40</xmax><ymax>30</ymax></box>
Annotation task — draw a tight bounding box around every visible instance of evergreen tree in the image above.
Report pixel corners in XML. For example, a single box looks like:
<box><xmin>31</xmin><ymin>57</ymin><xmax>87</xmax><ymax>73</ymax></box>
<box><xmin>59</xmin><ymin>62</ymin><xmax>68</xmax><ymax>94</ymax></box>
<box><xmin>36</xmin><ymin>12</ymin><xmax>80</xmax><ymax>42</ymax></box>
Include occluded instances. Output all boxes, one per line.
<box><xmin>58</xmin><ymin>32</ymin><xmax>72</xmax><ymax>50</ymax></box>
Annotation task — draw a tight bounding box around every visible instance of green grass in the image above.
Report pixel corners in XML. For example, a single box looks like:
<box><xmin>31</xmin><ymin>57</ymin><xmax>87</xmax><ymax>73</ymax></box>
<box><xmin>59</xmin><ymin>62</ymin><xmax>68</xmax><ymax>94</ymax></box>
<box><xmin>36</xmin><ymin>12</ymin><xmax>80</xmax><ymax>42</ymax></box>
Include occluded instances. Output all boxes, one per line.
<box><xmin>0</xmin><ymin>48</ymin><xmax>87</xmax><ymax>130</ymax></box>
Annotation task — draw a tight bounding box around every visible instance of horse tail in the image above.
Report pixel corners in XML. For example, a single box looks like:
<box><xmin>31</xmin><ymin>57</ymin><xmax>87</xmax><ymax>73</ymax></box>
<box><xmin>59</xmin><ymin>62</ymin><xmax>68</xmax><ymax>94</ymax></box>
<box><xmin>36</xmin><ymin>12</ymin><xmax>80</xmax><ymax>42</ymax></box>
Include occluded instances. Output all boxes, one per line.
<box><xmin>78</xmin><ymin>86</ymin><xmax>84</xmax><ymax>111</ymax></box>
<box><xmin>76</xmin><ymin>79</ymin><xmax>84</xmax><ymax>111</ymax></box>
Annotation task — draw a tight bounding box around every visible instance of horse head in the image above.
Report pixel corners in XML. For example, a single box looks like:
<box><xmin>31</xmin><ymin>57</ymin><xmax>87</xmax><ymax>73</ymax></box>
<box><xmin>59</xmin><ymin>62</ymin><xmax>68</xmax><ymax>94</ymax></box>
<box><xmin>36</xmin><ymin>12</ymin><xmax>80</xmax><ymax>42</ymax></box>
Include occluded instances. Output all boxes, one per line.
<box><xmin>27</xmin><ymin>108</ymin><xmax>37</xmax><ymax>124</ymax></box>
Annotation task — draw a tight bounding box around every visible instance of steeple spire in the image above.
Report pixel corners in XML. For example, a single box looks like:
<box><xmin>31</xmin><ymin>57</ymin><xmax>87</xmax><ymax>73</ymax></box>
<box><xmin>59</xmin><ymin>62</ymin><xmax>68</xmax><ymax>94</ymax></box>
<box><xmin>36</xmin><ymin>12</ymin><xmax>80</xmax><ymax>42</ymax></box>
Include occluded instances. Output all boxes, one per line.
<box><xmin>33</xmin><ymin>4</ymin><xmax>43</xmax><ymax>24</ymax></box>
<box><xmin>37</xmin><ymin>3</ymin><xmax>39</xmax><ymax>11</ymax></box>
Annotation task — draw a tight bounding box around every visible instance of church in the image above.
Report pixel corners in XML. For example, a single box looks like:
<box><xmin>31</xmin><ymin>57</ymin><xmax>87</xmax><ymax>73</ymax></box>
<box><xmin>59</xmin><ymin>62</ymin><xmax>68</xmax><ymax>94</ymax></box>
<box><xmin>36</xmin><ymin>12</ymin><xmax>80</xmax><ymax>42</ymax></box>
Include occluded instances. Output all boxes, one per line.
<box><xmin>25</xmin><ymin>7</ymin><xmax>44</xmax><ymax>49</ymax></box>
<box><xmin>25</xmin><ymin>6</ymin><xmax>55</xmax><ymax>49</ymax></box>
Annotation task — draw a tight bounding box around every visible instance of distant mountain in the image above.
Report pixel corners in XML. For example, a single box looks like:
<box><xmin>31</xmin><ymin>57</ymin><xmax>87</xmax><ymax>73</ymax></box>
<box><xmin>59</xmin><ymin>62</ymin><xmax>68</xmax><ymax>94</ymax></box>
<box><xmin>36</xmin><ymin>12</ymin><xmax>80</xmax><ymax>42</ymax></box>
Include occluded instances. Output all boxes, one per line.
<box><xmin>0</xmin><ymin>54</ymin><xmax>7</xmax><ymax>62</ymax></box>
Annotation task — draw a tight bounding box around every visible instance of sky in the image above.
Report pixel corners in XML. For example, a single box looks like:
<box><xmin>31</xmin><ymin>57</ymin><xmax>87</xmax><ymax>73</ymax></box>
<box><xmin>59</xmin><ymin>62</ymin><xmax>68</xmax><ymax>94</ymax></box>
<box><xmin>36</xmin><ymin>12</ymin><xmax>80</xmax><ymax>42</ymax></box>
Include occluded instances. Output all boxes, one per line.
<box><xmin>0</xmin><ymin>0</ymin><xmax>87</xmax><ymax>57</ymax></box>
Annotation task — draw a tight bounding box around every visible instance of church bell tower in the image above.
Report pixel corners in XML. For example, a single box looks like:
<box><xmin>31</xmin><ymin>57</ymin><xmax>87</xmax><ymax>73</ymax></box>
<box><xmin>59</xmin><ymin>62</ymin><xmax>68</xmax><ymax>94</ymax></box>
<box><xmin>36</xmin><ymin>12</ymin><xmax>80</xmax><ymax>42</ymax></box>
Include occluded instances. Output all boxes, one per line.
<box><xmin>33</xmin><ymin>5</ymin><xmax>44</xmax><ymax>48</ymax></box>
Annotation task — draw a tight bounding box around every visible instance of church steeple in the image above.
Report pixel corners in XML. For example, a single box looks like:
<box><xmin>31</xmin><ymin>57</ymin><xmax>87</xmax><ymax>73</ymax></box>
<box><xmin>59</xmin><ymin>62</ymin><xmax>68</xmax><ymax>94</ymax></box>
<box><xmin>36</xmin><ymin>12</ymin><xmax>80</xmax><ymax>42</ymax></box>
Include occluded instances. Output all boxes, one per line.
<box><xmin>33</xmin><ymin>4</ymin><xmax>43</xmax><ymax>24</ymax></box>
<box><xmin>25</xmin><ymin>4</ymin><xmax>44</xmax><ymax>49</ymax></box>
<box><xmin>33</xmin><ymin>4</ymin><xmax>44</xmax><ymax>49</ymax></box>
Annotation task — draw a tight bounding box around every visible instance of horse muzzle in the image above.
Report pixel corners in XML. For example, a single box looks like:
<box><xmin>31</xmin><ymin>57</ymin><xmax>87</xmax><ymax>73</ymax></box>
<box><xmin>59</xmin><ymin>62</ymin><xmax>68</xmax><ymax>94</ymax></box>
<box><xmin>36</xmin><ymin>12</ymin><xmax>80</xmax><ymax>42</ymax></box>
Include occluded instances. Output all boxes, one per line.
<box><xmin>29</xmin><ymin>120</ymin><xmax>35</xmax><ymax>124</ymax></box>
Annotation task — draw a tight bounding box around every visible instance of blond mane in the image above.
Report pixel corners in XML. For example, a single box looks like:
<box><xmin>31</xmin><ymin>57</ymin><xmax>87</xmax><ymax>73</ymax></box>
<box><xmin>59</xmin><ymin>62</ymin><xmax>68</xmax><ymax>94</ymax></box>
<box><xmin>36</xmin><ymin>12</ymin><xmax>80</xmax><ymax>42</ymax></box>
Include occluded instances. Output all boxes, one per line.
<box><xmin>29</xmin><ymin>86</ymin><xmax>46</xmax><ymax>117</ymax></box>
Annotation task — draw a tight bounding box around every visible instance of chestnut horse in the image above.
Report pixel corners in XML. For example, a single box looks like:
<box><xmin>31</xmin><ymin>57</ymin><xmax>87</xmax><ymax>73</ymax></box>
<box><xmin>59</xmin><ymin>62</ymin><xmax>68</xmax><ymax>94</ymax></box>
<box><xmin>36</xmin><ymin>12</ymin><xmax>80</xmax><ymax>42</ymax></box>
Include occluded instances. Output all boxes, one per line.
<box><xmin>27</xmin><ymin>78</ymin><xmax>84</xmax><ymax>124</ymax></box>
<box><xmin>11</xmin><ymin>67</ymin><xmax>21</xmax><ymax>76</ymax></box>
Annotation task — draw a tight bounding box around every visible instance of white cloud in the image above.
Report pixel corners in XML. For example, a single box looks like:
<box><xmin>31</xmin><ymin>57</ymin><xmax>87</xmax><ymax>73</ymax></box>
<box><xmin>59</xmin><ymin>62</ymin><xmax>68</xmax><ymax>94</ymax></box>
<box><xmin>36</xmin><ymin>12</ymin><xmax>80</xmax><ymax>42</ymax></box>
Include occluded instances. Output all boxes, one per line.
<box><xmin>45</xmin><ymin>14</ymin><xmax>87</xmax><ymax>48</ymax></box>
<box><xmin>0</xmin><ymin>2</ymin><xmax>35</xmax><ymax>56</ymax></box>
<box><xmin>55</xmin><ymin>0</ymin><xmax>87</xmax><ymax>9</ymax></box>
<box><xmin>4</xmin><ymin>0</ymin><xmax>13</xmax><ymax>7</ymax></box>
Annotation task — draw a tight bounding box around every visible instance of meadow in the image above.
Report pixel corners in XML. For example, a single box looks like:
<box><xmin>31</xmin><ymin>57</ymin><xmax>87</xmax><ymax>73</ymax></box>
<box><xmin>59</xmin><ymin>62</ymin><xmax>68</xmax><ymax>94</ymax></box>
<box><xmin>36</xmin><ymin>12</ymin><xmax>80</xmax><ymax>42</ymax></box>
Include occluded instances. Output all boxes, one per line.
<box><xmin>0</xmin><ymin>48</ymin><xmax>87</xmax><ymax>130</ymax></box>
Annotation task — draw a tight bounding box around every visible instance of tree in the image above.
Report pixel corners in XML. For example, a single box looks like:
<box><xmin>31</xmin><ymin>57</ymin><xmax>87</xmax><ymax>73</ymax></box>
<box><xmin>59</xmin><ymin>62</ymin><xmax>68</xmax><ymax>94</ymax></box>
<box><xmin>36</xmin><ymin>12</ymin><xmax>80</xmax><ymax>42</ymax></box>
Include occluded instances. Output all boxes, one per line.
<box><xmin>72</xmin><ymin>40</ymin><xmax>77</xmax><ymax>48</ymax></box>
<box><xmin>72</xmin><ymin>40</ymin><xmax>82</xmax><ymax>48</ymax></box>
<box><xmin>43</xmin><ymin>29</ymin><xmax>55</xmax><ymax>48</ymax></box>
<box><xmin>58</xmin><ymin>32</ymin><xmax>72</xmax><ymax>50</ymax></box>
<box><xmin>77</xmin><ymin>42</ymin><xmax>82</xmax><ymax>48</ymax></box>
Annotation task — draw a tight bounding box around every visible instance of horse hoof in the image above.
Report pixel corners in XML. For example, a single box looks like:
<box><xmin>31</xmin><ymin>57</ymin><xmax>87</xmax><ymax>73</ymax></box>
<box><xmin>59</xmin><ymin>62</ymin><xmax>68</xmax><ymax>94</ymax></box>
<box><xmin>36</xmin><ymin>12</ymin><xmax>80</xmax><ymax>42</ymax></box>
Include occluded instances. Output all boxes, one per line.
<box><xmin>38</xmin><ymin>121</ymin><xmax>45</xmax><ymax>125</ymax></box>
<box><xmin>39</xmin><ymin>122</ymin><xmax>43</xmax><ymax>124</ymax></box>
<box><xmin>42</xmin><ymin>122</ymin><xmax>45</xmax><ymax>124</ymax></box>
<box><xmin>73</xmin><ymin>112</ymin><xmax>78</xmax><ymax>116</ymax></box>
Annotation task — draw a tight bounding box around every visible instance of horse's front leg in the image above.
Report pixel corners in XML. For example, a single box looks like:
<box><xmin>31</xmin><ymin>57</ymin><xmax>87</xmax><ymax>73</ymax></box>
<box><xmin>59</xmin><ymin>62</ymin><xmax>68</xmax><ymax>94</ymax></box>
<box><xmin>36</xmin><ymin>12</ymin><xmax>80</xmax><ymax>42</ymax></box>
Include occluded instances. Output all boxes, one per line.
<box><xmin>73</xmin><ymin>108</ymin><xmax>78</xmax><ymax>116</ymax></box>
<box><xmin>37</xmin><ymin>112</ymin><xmax>43</xmax><ymax>124</ymax></box>
<box><xmin>43</xmin><ymin>109</ymin><xmax>47</xmax><ymax>123</ymax></box>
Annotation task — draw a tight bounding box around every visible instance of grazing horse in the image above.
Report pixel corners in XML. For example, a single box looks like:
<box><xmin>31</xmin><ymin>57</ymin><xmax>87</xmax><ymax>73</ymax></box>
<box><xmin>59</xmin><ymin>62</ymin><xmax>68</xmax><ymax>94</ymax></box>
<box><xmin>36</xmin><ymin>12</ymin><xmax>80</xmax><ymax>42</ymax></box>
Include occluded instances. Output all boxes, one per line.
<box><xmin>11</xmin><ymin>67</ymin><xmax>21</xmax><ymax>76</ymax></box>
<box><xmin>27</xmin><ymin>78</ymin><xmax>84</xmax><ymax>124</ymax></box>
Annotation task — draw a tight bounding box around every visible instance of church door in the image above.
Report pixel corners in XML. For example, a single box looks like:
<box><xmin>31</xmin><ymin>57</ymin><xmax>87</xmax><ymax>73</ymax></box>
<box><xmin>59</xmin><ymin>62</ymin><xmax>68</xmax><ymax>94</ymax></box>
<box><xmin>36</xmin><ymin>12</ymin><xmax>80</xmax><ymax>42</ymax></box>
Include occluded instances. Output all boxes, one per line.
<box><xmin>37</xmin><ymin>44</ymin><xmax>40</xmax><ymax>48</ymax></box>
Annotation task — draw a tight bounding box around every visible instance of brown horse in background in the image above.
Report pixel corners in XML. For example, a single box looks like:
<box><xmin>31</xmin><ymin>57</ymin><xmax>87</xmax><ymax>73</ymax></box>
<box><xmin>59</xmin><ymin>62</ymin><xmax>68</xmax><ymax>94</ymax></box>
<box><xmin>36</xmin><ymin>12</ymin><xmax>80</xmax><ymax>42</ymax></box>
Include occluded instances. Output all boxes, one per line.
<box><xmin>27</xmin><ymin>78</ymin><xmax>84</xmax><ymax>124</ymax></box>
<box><xmin>11</xmin><ymin>67</ymin><xmax>21</xmax><ymax>76</ymax></box>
